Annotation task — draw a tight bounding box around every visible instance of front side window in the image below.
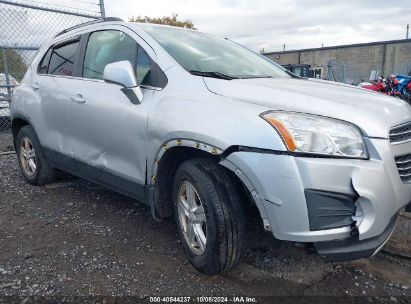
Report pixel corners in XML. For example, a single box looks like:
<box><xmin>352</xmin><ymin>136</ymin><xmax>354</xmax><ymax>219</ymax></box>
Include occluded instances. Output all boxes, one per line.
<box><xmin>48</xmin><ymin>39</ymin><xmax>79</xmax><ymax>76</ymax></box>
<box><xmin>83</xmin><ymin>30</ymin><xmax>158</xmax><ymax>87</ymax></box>
<box><xmin>83</xmin><ymin>30</ymin><xmax>138</xmax><ymax>80</ymax></box>
<box><xmin>136</xmin><ymin>47</ymin><xmax>152</xmax><ymax>85</ymax></box>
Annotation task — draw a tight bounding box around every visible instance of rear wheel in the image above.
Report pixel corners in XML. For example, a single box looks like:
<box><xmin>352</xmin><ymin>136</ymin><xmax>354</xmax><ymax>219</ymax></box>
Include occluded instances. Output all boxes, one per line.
<box><xmin>16</xmin><ymin>125</ymin><xmax>56</xmax><ymax>185</ymax></box>
<box><xmin>173</xmin><ymin>158</ymin><xmax>246</xmax><ymax>274</ymax></box>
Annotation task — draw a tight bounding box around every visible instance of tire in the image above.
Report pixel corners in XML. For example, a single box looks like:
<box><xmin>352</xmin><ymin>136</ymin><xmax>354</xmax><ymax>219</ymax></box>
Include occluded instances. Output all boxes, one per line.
<box><xmin>172</xmin><ymin>158</ymin><xmax>246</xmax><ymax>275</ymax></box>
<box><xmin>16</xmin><ymin>125</ymin><xmax>56</xmax><ymax>185</ymax></box>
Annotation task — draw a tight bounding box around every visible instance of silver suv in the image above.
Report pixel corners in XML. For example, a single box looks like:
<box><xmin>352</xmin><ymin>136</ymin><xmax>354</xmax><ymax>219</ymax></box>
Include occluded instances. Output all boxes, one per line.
<box><xmin>11</xmin><ymin>18</ymin><xmax>411</xmax><ymax>274</ymax></box>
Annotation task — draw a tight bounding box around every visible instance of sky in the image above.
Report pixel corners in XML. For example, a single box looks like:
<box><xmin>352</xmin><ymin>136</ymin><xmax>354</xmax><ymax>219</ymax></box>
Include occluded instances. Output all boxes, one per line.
<box><xmin>103</xmin><ymin>0</ymin><xmax>411</xmax><ymax>52</ymax></box>
<box><xmin>1</xmin><ymin>0</ymin><xmax>410</xmax><ymax>53</ymax></box>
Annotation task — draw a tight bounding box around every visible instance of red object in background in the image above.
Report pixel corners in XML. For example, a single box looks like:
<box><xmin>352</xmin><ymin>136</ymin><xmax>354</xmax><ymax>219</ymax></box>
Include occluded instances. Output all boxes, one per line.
<box><xmin>362</xmin><ymin>82</ymin><xmax>385</xmax><ymax>92</ymax></box>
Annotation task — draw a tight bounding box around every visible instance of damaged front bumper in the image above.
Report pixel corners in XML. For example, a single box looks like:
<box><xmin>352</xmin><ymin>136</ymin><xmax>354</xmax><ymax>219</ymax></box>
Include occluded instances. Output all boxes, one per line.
<box><xmin>220</xmin><ymin>137</ymin><xmax>411</xmax><ymax>260</ymax></box>
<box><xmin>315</xmin><ymin>214</ymin><xmax>397</xmax><ymax>261</ymax></box>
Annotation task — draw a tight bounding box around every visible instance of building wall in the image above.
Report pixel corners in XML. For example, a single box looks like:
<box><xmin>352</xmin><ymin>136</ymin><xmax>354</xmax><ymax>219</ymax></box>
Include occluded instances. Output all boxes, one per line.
<box><xmin>384</xmin><ymin>42</ymin><xmax>411</xmax><ymax>76</ymax></box>
<box><xmin>264</xmin><ymin>39</ymin><xmax>411</xmax><ymax>83</ymax></box>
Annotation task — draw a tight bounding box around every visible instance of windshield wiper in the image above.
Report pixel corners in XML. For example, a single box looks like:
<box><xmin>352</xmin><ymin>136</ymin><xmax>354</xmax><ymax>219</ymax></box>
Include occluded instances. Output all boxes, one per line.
<box><xmin>239</xmin><ymin>75</ymin><xmax>274</xmax><ymax>79</ymax></box>
<box><xmin>189</xmin><ymin>70</ymin><xmax>239</xmax><ymax>80</ymax></box>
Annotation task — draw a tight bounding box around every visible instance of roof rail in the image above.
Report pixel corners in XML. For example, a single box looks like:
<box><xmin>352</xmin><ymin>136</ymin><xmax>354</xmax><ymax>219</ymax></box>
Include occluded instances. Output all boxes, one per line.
<box><xmin>54</xmin><ymin>17</ymin><xmax>124</xmax><ymax>38</ymax></box>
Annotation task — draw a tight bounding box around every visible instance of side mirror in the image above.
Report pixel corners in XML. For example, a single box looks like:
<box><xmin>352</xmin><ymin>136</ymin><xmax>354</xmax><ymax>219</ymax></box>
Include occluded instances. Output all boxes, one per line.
<box><xmin>103</xmin><ymin>61</ymin><xmax>143</xmax><ymax>104</ymax></box>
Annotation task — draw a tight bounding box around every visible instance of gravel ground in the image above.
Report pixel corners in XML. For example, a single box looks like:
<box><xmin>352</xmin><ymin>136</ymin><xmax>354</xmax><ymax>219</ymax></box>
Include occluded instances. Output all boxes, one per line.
<box><xmin>0</xmin><ymin>131</ymin><xmax>13</xmax><ymax>152</ymax></box>
<box><xmin>0</xmin><ymin>154</ymin><xmax>410</xmax><ymax>302</ymax></box>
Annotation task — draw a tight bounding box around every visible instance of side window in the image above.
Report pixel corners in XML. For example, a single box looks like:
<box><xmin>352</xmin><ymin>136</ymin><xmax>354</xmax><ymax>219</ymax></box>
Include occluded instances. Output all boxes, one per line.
<box><xmin>83</xmin><ymin>30</ymin><xmax>138</xmax><ymax>80</ymax></box>
<box><xmin>48</xmin><ymin>39</ymin><xmax>80</xmax><ymax>76</ymax></box>
<box><xmin>38</xmin><ymin>48</ymin><xmax>52</xmax><ymax>74</ymax></box>
<box><xmin>82</xmin><ymin>30</ymin><xmax>166</xmax><ymax>88</ymax></box>
<box><xmin>136</xmin><ymin>47</ymin><xmax>152</xmax><ymax>86</ymax></box>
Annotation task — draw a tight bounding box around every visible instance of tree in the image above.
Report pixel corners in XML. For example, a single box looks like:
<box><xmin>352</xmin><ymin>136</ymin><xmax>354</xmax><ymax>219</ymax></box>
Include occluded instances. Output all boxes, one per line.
<box><xmin>129</xmin><ymin>14</ymin><xmax>196</xmax><ymax>30</ymax></box>
<box><xmin>0</xmin><ymin>49</ymin><xmax>27</xmax><ymax>81</ymax></box>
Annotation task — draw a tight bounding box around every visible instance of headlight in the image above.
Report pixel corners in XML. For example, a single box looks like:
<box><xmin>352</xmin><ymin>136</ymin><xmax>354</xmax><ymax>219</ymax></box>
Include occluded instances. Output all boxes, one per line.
<box><xmin>261</xmin><ymin>111</ymin><xmax>368</xmax><ymax>159</ymax></box>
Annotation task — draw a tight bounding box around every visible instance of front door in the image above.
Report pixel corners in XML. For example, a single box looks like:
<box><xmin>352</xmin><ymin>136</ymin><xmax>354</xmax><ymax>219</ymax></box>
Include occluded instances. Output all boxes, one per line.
<box><xmin>67</xmin><ymin>28</ymin><xmax>159</xmax><ymax>201</ymax></box>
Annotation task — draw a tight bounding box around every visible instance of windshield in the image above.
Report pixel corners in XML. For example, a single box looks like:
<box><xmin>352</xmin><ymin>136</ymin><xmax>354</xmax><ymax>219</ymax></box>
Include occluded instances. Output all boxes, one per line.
<box><xmin>142</xmin><ymin>25</ymin><xmax>290</xmax><ymax>79</ymax></box>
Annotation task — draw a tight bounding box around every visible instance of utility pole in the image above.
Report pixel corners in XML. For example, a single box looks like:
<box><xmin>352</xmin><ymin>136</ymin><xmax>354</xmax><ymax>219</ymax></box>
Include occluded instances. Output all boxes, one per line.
<box><xmin>283</xmin><ymin>43</ymin><xmax>285</xmax><ymax>52</ymax></box>
<box><xmin>407</xmin><ymin>24</ymin><xmax>409</xmax><ymax>39</ymax></box>
<box><xmin>99</xmin><ymin>0</ymin><xmax>106</xmax><ymax>18</ymax></box>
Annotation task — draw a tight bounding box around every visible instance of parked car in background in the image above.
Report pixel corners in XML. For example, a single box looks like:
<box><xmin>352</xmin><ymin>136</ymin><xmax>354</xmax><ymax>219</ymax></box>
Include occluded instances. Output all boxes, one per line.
<box><xmin>282</xmin><ymin>64</ymin><xmax>311</xmax><ymax>78</ymax></box>
<box><xmin>10</xmin><ymin>18</ymin><xmax>411</xmax><ymax>274</ymax></box>
<box><xmin>0</xmin><ymin>73</ymin><xmax>18</xmax><ymax>127</ymax></box>
<box><xmin>0</xmin><ymin>73</ymin><xmax>19</xmax><ymax>96</ymax></box>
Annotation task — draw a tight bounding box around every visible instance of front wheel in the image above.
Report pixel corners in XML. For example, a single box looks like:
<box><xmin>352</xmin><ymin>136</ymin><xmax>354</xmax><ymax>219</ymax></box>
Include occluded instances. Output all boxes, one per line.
<box><xmin>173</xmin><ymin>158</ymin><xmax>246</xmax><ymax>275</ymax></box>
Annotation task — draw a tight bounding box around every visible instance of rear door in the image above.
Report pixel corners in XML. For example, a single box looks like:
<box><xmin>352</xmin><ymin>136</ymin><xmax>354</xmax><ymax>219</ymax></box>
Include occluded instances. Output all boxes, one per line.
<box><xmin>35</xmin><ymin>37</ymin><xmax>81</xmax><ymax>165</ymax></box>
<box><xmin>67</xmin><ymin>27</ymin><xmax>163</xmax><ymax>201</ymax></box>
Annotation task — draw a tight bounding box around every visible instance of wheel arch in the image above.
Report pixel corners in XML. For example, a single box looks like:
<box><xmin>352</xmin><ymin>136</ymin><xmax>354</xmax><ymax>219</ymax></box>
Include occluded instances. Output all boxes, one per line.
<box><xmin>11</xmin><ymin>116</ymin><xmax>31</xmax><ymax>147</ymax></box>
<box><xmin>150</xmin><ymin>139</ymin><xmax>269</xmax><ymax>231</ymax></box>
<box><xmin>150</xmin><ymin>140</ymin><xmax>220</xmax><ymax>219</ymax></box>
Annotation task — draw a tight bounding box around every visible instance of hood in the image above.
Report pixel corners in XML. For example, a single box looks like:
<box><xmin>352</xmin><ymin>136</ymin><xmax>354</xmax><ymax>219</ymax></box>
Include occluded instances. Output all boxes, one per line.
<box><xmin>203</xmin><ymin>77</ymin><xmax>411</xmax><ymax>138</ymax></box>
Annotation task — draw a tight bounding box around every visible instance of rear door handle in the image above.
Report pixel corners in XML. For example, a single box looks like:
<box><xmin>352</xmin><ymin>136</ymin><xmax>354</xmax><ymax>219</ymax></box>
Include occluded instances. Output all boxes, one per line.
<box><xmin>71</xmin><ymin>94</ymin><xmax>85</xmax><ymax>104</ymax></box>
<box><xmin>32</xmin><ymin>82</ymin><xmax>40</xmax><ymax>90</ymax></box>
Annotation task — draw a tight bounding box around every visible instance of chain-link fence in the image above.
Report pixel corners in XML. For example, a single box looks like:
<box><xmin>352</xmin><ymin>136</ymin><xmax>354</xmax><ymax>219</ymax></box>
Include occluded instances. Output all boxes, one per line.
<box><xmin>326</xmin><ymin>60</ymin><xmax>361</xmax><ymax>85</ymax></box>
<box><xmin>326</xmin><ymin>60</ymin><xmax>387</xmax><ymax>85</ymax></box>
<box><xmin>0</xmin><ymin>0</ymin><xmax>104</xmax><ymax>151</ymax></box>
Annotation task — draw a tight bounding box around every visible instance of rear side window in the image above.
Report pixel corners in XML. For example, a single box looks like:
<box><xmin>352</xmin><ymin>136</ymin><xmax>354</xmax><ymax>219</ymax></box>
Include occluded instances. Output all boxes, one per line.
<box><xmin>38</xmin><ymin>48</ymin><xmax>52</xmax><ymax>74</ymax></box>
<box><xmin>47</xmin><ymin>39</ymin><xmax>80</xmax><ymax>76</ymax></box>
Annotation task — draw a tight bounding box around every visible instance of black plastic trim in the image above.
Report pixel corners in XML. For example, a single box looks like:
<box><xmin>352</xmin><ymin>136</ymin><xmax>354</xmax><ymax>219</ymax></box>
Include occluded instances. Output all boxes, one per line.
<box><xmin>305</xmin><ymin>189</ymin><xmax>357</xmax><ymax>231</ymax></box>
<box><xmin>121</xmin><ymin>87</ymin><xmax>141</xmax><ymax>105</ymax></box>
<box><xmin>75</xmin><ymin>33</ymin><xmax>90</xmax><ymax>77</ymax></box>
<box><xmin>10</xmin><ymin>113</ymin><xmax>33</xmax><ymax>147</ymax></box>
<box><xmin>43</xmin><ymin>147</ymin><xmax>148</xmax><ymax>205</ymax></box>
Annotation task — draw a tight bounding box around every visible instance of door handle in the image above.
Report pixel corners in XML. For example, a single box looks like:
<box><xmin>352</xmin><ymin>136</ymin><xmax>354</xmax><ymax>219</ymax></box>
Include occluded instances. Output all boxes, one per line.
<box><xmin>32</xmin><ymin>82</ymin><xmax>40</xmax><ymax>90</ymax></box>
<box><xmin>71</xmin><ymin>94</ymin><xmax>85</xmax><ymax>104</ymax></box>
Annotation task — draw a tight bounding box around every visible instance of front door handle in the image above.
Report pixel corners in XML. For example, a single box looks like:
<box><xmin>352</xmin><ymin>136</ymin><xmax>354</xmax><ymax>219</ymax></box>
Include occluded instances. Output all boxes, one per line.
<box><xmin>71</xmin><ymin>94</ymin><xmax>85</xmax><ymax>104</ymax></box>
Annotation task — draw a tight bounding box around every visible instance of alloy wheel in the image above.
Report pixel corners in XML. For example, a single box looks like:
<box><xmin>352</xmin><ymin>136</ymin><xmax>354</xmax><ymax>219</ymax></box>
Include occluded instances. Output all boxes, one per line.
<box><xmin>20</xmin><ymin>137</ymin><xmax>37</xmax><ymax>177</ymax></box>
<box><xmin>177</xmin><ymin>181</ymin><xmax>207</xmax><ymax>255</ymax></box>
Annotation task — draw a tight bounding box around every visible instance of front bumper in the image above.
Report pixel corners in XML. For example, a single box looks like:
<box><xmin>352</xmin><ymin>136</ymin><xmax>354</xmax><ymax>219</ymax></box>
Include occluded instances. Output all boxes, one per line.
<box><xmin>221</xmin><ymin>137</ymin><xmax>411</xmax><ymax>245</ymax></box>
<box><xmin>315</xmin><ymin>214</ymin><xmax>397</xmax><ymax>261</ymax></box>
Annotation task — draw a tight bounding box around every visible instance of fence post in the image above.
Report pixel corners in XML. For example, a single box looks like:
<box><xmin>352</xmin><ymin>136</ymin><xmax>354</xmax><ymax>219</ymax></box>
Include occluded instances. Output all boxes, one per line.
<box><xmin>1</xmin><ymin>48</ymin><xmax>11</xmax><ymax>102</ymax></box>
<box><xmin>99</xmin><ymin>0</ymin><xmax>105</xmax><ymax>18</ymax></box>
<box><xmin>343</xmin><ymin>64</ymin><xmax>346</xmax><ymax>84</ymax></box>
<box><xmin>327</xmin><ymin>60</ymin><xmax>332</xmax><ymax>81</ymax></box>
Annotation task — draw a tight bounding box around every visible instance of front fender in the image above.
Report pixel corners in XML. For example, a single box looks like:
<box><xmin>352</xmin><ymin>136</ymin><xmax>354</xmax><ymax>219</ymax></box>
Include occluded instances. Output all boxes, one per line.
<box><xmin>146</xmin><ymin>93</ymin><xmax>287</xmax><ymax>181</ymax></box>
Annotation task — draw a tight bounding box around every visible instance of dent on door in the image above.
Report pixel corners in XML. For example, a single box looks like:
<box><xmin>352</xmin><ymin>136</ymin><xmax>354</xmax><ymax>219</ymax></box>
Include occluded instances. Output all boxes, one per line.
<box><xmin>68</xmin><ymin>80</ymin><xmax>150</xmax><ymax>187</ymax></box>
